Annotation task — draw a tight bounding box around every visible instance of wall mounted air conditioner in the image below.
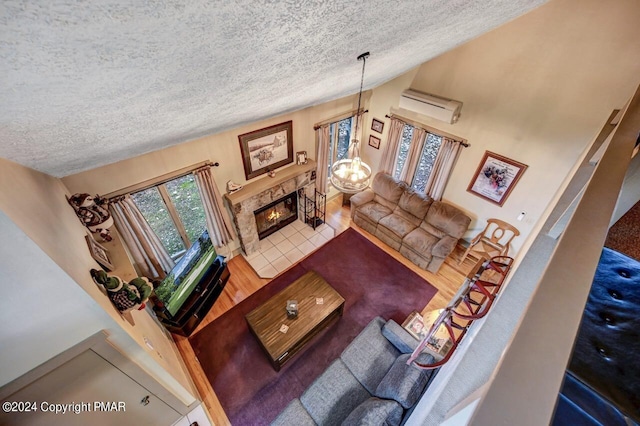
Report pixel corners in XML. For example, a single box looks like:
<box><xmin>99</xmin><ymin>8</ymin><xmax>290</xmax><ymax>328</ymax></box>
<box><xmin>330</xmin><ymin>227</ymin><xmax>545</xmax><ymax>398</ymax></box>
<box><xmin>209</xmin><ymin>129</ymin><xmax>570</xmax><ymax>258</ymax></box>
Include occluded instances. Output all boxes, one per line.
<box><xmin>398</xmin><ymin>89</ymin><xmax>463</xmax><ymax>124</ymax></box>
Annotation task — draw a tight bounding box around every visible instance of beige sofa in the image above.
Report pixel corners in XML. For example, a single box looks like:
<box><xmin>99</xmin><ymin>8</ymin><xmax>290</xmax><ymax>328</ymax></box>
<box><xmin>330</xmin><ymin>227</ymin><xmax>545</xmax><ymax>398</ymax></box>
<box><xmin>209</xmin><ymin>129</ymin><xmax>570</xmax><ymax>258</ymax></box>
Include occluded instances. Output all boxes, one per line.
<box><xmin>350</xmin><ymin>173</ymin><xmax>471</xmax><ymax>273</ymax></box>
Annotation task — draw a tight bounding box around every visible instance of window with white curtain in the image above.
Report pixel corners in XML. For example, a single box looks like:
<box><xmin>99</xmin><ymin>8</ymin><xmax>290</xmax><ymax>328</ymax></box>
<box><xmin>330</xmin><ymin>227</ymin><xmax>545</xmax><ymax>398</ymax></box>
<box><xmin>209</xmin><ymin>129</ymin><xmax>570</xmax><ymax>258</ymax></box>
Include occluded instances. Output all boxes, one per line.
<box><xmin>327</xmin><ymin>116</ymin><xmax>354</xmax><ymax>179</ymax></box>
<box><xmin>393</xmin><ymin>123</ymin><xmax>444</xmax><ymax>193</ymax></box>
<box><xmin>129</xmin><ymin>173</ymin><xmax>206</xmax><ymax>260</ymax></box>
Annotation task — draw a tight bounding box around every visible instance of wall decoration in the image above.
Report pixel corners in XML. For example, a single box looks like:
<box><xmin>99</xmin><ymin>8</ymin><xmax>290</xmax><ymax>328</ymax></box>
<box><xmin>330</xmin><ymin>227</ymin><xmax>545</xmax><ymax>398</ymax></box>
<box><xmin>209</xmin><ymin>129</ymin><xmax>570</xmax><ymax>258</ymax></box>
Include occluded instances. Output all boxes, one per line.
<box><xmin>467</xmin><ymin>151</ymin><xmax>528</xmax><ymax>206</ymax></box>
<box><xmin>368</xmin><ymin>135</ymin><xmax>381</xmax><ymax>149</ymax></box>
<box><xmin>238</xmin><ymin>121</ymin><xmax>294</xmax><ymax>180</ymax></box>
<box><xmin>371</xmin><ymin>118</ymin><xmax>384</xmax><ymax>133</ymax></box>
<box><xmin>296</xmin><ymin>150</ymin><xmax>308</xmax><ymax>165</ymax></box>
<box><xmin>67</xmin><ymin>193</ymin><xmax>114</xmax><ymax>241</ymax></box>
<box><xmin>86</xmin><ymin>234</ymin><xmax>114</xmax><ymax>271</ymax></box>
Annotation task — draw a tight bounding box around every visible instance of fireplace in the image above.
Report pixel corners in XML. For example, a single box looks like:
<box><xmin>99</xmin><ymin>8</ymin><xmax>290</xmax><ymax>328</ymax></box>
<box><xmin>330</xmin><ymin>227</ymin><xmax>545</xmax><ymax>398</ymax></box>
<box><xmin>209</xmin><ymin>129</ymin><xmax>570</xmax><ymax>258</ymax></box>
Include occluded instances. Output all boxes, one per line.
<box><xmin>254</xmin><ymin>192</ymin><xmax>298</xmax><ymax>240</ymax></box>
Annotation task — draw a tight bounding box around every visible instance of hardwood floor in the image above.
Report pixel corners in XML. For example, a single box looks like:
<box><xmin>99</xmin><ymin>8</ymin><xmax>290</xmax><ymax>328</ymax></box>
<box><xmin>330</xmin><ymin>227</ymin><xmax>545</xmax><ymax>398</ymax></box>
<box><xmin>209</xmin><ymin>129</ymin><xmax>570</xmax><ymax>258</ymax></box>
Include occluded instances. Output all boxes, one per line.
<box><xmin>173</xmin><ymin>195</ymin><xmax>477</xmax><ymax>425</ymax></box>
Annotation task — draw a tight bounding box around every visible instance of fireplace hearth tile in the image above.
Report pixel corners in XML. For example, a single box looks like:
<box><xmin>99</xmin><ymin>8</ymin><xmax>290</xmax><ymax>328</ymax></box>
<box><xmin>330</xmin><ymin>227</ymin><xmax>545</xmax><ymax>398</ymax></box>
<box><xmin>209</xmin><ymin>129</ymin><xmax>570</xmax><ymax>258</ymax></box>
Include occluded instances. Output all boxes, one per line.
<box><xmin>287</xmin><ymin>231</ymin><xmax>306</xmax><ymax>246</ymax></box>
<box><xmin>284</xmin><ymin>247</ymin><xmax>305</xmax><ymax>264</ymax></box>
<box><xmin>298</xmin><ymin>240</ymin><xmax>315</xmax><ymax>256</ymax></box>
<box><xmin>280</xmin><ymin>225</ymin><xmax>298</xmax><ymax>238</ymax></box>
<box><xmin>309</xmin><ymin>233</ymin><xmax>329</xmax><ymax>248</ymax></box>
<box><xmin>277</xmin><ymin>238</ymin><xmax>294</xmax><ymax>254</ymax></box>
<box><xmin>320</xmin><ymin>226</ymin><xmax>335</xmax><ymax>241</ymax></box>
<box><xmin>259</xmin><ymin>239</ymin><xmax>274</xmax><ymax>251</ymax></box>
<box><xmin>242</xmin><ymin>220</ymin><xmax>336</xmax><ymax>279</ymax></box>
<box><xmin>263</xmin><ymin>246</ymin><xmax>284</xmax><ymax>263</ymax></box>
<box><xmin>272</xmin><ymin>255</ymin><xmax>293</xmax><ymax>273</ymax></box>
<box><xmin>246</xmin><ymin>253</ymin><xmax>269</xmax><ymax>271</ymax></box>
<box><xmin>299</xmin><ymin>226</ymin><xmax>317</xmax><ymax>239</ymax></box>
<box><xmin>267</xmin><ymin>231</ymin><xmax>286</xmax><ymax>244</ymax></box>
<box><xmin>257</xmin><ymin>264</ymin><xmax>278</xmax><ymax>279</ymax></box>
<box><xmin>292</xmin><ymin>220</ymin><xmax>307</xmax><ymax>231</ymax></box>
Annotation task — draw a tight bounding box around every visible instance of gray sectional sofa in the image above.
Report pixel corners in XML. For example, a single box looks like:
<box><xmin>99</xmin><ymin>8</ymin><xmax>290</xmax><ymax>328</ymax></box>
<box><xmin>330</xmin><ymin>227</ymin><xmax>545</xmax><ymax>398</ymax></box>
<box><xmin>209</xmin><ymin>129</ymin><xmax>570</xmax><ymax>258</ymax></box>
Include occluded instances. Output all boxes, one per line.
<box><xmin>350</xmin><ymin>173</ymin><xmax>471</xmax><ymax>273</ymax></box>
<box><xmin>271</xmin><ymin>317</ymin><xmax>436</xmax><ymax>426</ymax></box>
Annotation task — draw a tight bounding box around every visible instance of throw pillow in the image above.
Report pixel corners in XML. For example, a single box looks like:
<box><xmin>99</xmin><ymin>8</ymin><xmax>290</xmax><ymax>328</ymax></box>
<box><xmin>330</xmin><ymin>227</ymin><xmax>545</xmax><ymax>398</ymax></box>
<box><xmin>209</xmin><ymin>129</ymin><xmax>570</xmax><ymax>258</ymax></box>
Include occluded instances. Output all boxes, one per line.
<box><xmin>341</xmin><ymin>397</ymin><xmax>403</xmax><ymax>426</ymax></box>
<box><xmin>374</xmin><ymin>354</ymin><xmax>432</xmax><ymax>409</ymax></box>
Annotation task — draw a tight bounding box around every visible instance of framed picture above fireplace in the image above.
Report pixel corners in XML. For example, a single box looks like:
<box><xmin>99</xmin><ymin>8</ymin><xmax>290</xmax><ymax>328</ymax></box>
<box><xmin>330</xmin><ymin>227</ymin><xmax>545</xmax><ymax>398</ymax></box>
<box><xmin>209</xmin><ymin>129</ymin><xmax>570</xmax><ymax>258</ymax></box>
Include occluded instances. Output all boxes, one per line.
<box><xmin>238</xmin><ymin>121</ymin><xmax>294</xmax><ymax>180</ymax></box>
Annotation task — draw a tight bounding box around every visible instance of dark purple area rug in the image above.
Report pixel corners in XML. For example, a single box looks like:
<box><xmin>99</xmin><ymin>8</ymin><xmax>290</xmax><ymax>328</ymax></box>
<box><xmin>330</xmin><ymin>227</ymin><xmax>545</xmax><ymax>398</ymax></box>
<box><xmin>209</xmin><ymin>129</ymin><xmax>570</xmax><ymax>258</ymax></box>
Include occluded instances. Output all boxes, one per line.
<box><xmin>189</xmin><ymin>228</ymin><xmax>437</xmax><ymax>425</ymax></box>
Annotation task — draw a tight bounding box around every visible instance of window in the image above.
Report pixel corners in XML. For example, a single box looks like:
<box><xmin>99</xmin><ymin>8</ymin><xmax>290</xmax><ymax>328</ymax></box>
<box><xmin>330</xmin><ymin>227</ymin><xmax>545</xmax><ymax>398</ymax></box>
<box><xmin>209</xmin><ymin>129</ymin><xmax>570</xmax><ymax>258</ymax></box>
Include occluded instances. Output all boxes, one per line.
<box><xmin>327</xmin><ymin>116</ymin><xmax>353</xmax><ymax>177</ymax></box>
<box><xmin>393</xmin><ymin>124</ymin><xmax>443</xmax><ymax>193</ymax></box>
<box><xmin>130</xmin><ymin>174</ymin><xmax>206</xmax><ymax>260</ymax></box>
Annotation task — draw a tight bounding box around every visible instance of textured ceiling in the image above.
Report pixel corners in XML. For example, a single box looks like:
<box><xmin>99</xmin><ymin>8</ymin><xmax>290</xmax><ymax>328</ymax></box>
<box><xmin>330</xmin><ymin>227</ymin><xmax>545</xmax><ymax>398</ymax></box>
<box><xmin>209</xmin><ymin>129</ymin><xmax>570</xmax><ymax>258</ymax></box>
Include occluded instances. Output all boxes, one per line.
<box><xmin>0</xmin><ymin>0</ymin><xmax>545</xmax><ymax>177</ymax></box>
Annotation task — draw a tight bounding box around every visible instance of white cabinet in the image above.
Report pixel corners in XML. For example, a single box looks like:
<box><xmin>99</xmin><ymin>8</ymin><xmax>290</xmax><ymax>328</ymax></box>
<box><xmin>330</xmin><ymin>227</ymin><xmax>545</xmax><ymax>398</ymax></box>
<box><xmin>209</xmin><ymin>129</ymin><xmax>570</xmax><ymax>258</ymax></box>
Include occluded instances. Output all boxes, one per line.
<box><xmin>1</xmin><ymin>349</ymin><xmax>183</xmax><ymax>425</ymax></box>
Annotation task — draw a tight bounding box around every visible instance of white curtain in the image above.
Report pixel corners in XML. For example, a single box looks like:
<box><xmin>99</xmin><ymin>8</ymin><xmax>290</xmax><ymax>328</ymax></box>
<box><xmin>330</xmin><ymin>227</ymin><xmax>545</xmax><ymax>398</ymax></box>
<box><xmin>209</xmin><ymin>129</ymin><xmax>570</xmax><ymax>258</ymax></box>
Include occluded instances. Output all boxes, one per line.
<box><xmin>194</xmin><ymin>166</ymin><xmax>235</xmax><ymax>248</ymax></box>
<box><xmin>398</xmin><ymin>128</ymin><xmax>426</xmax><ymax>184</ymax></box>
<box><xmin>110</xmin><ymin>196</ymin><xmax>174</xmax><ymax>279</ymax></box>
<box><xmin>424</xmin><ymin>137</ymin><xmax>464</xmax><ymax>200</ymax></box>
<box><xmin>315</xmin><ymin>124</ymin><xmax>330</xmax><ymax>193</ymax></box>
<box><xmin>379</xmin><ymin>118</ymin><xmax>405</xmax><ymax>175</ymax></box>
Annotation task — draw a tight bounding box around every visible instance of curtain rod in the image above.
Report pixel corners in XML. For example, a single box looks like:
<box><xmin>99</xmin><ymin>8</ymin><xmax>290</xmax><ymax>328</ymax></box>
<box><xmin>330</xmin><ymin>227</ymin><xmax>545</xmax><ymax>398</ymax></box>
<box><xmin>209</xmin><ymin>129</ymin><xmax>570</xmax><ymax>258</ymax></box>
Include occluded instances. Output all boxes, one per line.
<box><xmin>385</xmin><ymin>114</ymin><xmax>470</xmax><ymax>147</ymax></box>
<box><xmin>314</xmin><ymin>108</ymin><xmax>368</xmax><ymax>130</ymax></box>
<box><xmin>105</xmin><ymin>160</ymin><xmax>219</xmax><ymax>200</ymax></box>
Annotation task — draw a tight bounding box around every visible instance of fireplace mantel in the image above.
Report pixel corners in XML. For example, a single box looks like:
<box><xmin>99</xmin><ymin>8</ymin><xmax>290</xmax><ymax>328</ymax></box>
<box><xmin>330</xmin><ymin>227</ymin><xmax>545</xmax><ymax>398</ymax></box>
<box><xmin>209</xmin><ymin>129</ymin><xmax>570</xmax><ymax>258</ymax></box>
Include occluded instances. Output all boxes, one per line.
<box><xmin>225</xmin><ymin>160</ymin><xmax>316</xmax><ymax>205</ymax></box>
<box><xmin>225</xmin><ymin>160</ymin><xmax>317</xmax><ymax>255</ymax></box>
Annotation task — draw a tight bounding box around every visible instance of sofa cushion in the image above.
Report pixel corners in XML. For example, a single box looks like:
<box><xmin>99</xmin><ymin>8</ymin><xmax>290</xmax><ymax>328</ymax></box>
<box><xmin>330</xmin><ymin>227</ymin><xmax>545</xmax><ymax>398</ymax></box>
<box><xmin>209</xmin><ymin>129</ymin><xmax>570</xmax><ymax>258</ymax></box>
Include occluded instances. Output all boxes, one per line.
<box><xmin>372</xmin><ymin>172</ymin><xmax>406</xmax><ymax>206</ymax></box>
<box><xmin>425</xmin><ymin>201</ymin><xmax>471</xmax><ymax>239</ymax></box>
<box><xmin>378</xmin><ymin>213</ymin><xmax>417</xmax><ymax>240</ymax></box>
<box><xmin>403</xmin><ymin>228</ymin><xmax>440</xmax><ymax>255</ymax></box>
<box><xmin>300</xmin><ymin>359</ymin><xmax>370</xmax><ymax>426</ymax></box>
<box><xmin>341</xmin><ymin>397</ymin><xmax>403</xmax><ymax>426</ymax></box>
<box><xmin>271</xmin><ymin>398</ymin><xmax>316</xmax><ymax>426</ymax></box>
<box><xmin>375</xmin><ymin>354</ymin><xmax>434</xmax><ymax>409</ymax></box>
<box><xmin>357</xmin><ymin>202</ymin><xmax>393</xmax><ymax>225</ymax></box>
<box><xmin>398</xmin><ymin>189</ymin><xmax>432</xmax><ymax>222</ymax></box>
<box><xmin>419</xmin><ymin>221</ymin><xmax>447</xmax><ymax>239</ymax></box>
<box><xmin>341</xmin><ymin>317</ymin><xmax>400</xmax><ymax>394</ymax></box>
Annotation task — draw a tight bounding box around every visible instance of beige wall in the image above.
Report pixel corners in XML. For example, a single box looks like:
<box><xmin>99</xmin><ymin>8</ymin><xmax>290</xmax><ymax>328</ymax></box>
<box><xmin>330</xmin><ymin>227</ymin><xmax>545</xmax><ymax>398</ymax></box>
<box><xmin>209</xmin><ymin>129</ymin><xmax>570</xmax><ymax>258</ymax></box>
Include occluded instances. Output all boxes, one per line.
<box><xmin>0</xmin><ymin>158</ymin><xmax>196</xmax><ymax>404</ymax></box>
<box><xmin>62</xmin><ymin>94</ymin><xmax>362</xmax><ymax>195</ymax></box>
<box><xmin>391</xmin><ymin>0</ymin><xmax>640</xmax><ymax>257</ymax></box>
<box><xmin>64</xmin><ymin>0</ymin><xmax>640</xmax><ymax>262</ymax></box>
<box><xmin>62</xmin><ymin>92</ymin><xmax>363</xmax><ymax>253</ymax></box>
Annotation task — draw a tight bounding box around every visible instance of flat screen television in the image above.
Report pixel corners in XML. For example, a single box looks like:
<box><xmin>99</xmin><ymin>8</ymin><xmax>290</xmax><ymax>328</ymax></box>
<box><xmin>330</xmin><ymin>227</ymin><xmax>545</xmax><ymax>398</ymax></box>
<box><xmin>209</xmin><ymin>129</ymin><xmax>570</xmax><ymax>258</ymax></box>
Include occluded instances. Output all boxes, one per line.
<box><xmin>152</xmin><ymin>230</ymin><xmax>230</xmax><ymax>336</ymax></box>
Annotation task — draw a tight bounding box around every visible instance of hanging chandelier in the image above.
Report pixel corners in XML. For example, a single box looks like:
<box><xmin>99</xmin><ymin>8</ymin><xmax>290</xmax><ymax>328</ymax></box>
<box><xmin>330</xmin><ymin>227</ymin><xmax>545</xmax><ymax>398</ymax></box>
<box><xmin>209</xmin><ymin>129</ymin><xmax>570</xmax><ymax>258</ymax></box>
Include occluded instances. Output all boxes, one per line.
<box><xmin>330</xmin><ymin>52</ymin><xmax>372</xmax><ymax>193</ymax></box>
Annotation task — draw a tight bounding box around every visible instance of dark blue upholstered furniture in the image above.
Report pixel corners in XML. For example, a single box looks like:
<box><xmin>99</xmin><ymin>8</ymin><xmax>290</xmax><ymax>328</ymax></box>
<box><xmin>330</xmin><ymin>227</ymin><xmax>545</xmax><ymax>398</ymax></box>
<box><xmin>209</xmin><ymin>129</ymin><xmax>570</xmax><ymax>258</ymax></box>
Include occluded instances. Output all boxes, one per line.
<box><xmin>553</xmin><ymin>248</ymin><xmax>640</xmax><ymax>425</ymax></box>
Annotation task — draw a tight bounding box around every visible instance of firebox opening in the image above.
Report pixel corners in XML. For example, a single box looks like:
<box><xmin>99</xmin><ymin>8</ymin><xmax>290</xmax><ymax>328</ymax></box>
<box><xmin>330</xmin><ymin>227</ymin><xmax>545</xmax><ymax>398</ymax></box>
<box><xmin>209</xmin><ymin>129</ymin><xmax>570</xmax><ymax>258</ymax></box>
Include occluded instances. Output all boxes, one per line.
<box><xmin>254</xmin><ymin>192</ymin><xmax>298</xmax><ymax>240</ymax></box>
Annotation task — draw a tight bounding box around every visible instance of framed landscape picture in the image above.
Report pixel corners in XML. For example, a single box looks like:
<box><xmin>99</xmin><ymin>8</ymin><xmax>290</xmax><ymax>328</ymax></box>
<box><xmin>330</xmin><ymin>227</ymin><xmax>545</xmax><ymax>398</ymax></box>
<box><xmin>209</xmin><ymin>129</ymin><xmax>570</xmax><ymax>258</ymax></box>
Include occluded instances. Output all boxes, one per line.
<box><xmin>238</xmin><ymin>121</ymin><xmax>294</xmax><ymax>180</ymax></box>
<box><xmin>467</xmin><ymin>151</ymin><xmax>528</xmax><ymax>206</ymax></box>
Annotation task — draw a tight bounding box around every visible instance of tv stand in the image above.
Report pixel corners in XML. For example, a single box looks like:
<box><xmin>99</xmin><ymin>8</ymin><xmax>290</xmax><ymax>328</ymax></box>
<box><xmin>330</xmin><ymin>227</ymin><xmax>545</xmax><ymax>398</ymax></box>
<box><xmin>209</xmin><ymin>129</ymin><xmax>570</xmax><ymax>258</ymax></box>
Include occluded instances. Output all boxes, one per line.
<box><xmin>153</xmin><ymin>257</ymin><xmax>230</xmax><ymax>336</ymax></box>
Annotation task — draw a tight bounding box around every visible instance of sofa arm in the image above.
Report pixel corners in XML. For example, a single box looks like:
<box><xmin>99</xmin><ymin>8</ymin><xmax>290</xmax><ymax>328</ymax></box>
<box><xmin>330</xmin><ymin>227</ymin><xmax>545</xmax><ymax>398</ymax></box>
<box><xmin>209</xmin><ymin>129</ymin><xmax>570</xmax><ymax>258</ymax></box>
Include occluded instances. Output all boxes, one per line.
<box><xmin>432</xmin><ymin>235</ymin><xmax>458</xmax><ymax>258</ymax></box>
<box><xmin>382</xmin><ymin>320</ymin><xmax>419</xmax><ymax>353</ymax></box>
<box><xmin>382</xmin><ymin>320</ymin><xmax>439</xmax><ymax>364</ymax></box>
<box><xmin>349</xmin><ymin>188</ymin><xmax>375</xmax><ymax>219</ymax></box>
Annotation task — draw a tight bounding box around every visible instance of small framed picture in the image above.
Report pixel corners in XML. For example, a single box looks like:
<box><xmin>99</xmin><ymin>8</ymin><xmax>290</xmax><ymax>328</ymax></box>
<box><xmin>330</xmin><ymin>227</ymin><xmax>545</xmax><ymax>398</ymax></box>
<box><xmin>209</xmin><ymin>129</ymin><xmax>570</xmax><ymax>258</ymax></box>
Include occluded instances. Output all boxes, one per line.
<box><xmin>368</xmin><ymin>135</ymin><xmax>381</xmax><ymax>149</ymax></box>
<box><xmin>402</xmin><ymin>311</ymin><xmax>427</xmax><ymax>340</ymax></box>
<box><xmin>371</xmin><ymin>118</ymin><xmax>384</xmax><ymax>133</ymax></box>
<box><xmin>296</xmin><ymin>150</ymin><xmax>308</xmax><ymax>165</ymax></box>
<box><xmin>85</xmin><ymin>234</ymin><xmax>114</xmax><ymax>271</ymax></box>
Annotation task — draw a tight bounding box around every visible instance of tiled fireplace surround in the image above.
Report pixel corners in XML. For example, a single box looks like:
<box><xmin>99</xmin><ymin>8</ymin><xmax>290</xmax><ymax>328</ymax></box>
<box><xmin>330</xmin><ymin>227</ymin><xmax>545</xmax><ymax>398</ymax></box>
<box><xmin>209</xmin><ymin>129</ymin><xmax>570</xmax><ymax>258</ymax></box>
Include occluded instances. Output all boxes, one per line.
<box><xmin>224</xmin><ymin>160</ymin><xmax>335</xmax><ymax>278</ymax></box>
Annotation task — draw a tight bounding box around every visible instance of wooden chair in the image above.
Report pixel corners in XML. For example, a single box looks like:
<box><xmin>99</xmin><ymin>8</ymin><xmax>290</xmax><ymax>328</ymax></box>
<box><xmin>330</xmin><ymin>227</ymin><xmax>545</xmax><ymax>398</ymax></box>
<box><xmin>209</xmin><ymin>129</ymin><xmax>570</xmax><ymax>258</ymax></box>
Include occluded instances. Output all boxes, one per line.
<box><xmin>458</xmin><ymin>218</ymin><xmax>520</xmax><ymax>265</ymax></box>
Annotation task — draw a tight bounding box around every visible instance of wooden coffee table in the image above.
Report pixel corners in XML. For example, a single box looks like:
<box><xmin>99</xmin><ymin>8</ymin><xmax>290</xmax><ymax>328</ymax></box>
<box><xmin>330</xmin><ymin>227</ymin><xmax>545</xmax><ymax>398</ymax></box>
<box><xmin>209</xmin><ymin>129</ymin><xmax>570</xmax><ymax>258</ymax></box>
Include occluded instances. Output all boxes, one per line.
<box><xmin>245</xmin><ymin>271</ymin><xmax>345</xmax><ymax>371</ymax></box>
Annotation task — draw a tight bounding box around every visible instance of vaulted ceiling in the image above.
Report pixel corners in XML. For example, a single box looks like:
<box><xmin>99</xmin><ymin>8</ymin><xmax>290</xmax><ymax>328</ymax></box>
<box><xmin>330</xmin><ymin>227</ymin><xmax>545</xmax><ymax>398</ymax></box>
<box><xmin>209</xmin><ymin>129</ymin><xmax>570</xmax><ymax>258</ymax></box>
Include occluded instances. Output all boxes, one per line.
<box><xmin>0</xmin><ymin>1</ymin><xmax>546</xmax><ymax>177</ymax></box>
